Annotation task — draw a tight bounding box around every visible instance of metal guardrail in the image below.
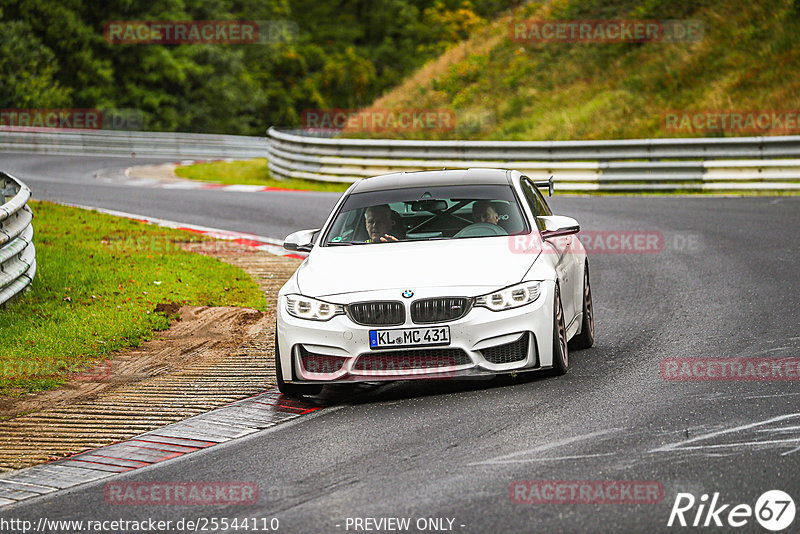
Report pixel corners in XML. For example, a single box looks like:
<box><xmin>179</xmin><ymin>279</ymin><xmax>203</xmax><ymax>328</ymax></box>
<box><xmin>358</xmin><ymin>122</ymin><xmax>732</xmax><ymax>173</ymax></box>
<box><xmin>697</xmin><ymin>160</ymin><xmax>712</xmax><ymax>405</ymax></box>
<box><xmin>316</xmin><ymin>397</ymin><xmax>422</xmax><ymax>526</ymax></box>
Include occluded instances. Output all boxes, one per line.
<box><xmin>2</xmin><ymin>127</ymin><xmax>798</xmax><ymax>191</ymax></box>
<box><xmin>0</xmin><ymin>128</ymin><xmax>265</xmax><ymax>159</ymax></box>
<box><xmin>0</xmin><ymin>172</ymin><xmax>36</xmax><ymax>306</ymax></box>
<box><xmin>266</xmin><ymin>128</ymin><xmax>800</xmax><ymax>192</ymax></box>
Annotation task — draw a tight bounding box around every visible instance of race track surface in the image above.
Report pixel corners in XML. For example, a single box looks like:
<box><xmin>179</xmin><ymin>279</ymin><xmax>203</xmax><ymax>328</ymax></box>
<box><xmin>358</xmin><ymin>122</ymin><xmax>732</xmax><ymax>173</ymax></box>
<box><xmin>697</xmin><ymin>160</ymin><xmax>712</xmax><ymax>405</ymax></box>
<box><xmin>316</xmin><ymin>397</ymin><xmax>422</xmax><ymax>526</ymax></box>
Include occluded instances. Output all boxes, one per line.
<box><xmin>1</xmin><ymin>152</ymin><xmax>798</xmax><ymax>533</ymax></box>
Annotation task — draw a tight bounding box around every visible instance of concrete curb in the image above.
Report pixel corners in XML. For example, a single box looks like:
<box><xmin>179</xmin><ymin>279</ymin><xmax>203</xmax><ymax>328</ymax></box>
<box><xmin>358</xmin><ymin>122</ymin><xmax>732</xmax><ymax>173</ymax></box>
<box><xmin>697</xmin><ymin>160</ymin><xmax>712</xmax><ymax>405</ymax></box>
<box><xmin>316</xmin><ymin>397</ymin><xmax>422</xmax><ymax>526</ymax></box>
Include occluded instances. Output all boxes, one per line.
<box><xmin>66</xmin><ymin>204</ymin><xmax>308</xmax><ymax>260</ymax></box>
<box><xmin>0</xmin><ymin>390</ymin><xmax>319</xmax><ymax>508</ymax></box>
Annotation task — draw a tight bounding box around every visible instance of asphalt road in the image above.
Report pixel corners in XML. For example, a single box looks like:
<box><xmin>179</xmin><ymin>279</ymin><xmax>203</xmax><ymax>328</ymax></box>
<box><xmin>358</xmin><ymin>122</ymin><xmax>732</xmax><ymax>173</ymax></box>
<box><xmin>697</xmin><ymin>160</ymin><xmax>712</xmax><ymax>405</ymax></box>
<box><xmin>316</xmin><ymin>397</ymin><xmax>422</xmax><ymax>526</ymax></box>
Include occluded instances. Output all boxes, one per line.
<box><xmin>0</xmin><ymin>153</ymin><xmax>341</xmax><ymax>239</ymax></box>
<box><xmin>2</xmin><ymin>152</ymin><xmax>799</xmax><ymax>533</ymax></box>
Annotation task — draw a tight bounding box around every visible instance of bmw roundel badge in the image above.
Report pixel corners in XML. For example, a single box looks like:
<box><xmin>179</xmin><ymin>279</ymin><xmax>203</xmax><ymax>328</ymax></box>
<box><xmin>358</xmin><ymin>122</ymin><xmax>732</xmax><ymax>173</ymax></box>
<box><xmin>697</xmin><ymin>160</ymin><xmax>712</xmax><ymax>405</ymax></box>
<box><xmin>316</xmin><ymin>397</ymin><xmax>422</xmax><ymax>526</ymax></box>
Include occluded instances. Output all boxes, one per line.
<box><xmin>402</xmin><ymin>290</ymin><xmax>414</xmax><ymax>298</ymax></box>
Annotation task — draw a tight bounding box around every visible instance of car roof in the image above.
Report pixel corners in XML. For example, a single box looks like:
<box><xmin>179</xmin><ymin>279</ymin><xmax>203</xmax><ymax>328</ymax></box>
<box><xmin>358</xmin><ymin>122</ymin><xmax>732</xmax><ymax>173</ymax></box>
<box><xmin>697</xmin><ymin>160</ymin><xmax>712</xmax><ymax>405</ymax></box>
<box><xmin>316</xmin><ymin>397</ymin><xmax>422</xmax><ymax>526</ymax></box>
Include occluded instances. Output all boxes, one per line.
<box><xmin>349</xmin><ymin>168</ymin><xmax>513</xmax><ymax>193</ymax></box>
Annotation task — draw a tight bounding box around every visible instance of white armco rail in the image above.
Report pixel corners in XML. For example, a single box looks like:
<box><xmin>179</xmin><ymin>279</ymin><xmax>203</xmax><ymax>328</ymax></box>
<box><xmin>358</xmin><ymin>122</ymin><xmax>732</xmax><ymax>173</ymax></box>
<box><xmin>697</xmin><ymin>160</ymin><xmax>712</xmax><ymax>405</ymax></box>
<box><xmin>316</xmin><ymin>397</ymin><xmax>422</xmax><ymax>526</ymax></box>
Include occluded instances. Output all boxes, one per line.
<box><xmin>0</xmin><ymin>172</ymin><xmax>35</xmax><ymax>306</ymax></box>
<box><xmin>266</xmin><ymin>128</ymin><xmax>800</xmax><ymax>192</ymax></box>
<box><xmin>1</xmin><ymin>127</ymin><xmax>798</xmax><ymax>192</ymax></box>
<box><xmin>0</xmin><ymin>127</ymin><xmax>265</xmax><ymax>159</ymax></box>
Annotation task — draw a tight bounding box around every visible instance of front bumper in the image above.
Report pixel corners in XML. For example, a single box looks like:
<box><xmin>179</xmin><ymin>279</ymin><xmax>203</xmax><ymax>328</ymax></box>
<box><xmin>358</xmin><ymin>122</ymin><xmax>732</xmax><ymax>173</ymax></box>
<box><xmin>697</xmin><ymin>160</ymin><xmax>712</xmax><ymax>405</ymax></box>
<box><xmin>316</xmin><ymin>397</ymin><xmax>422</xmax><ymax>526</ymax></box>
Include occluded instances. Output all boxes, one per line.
<box><xmin>276</xmin><ymin>282</ymin><xmax>556</xmax><ymax>384</ymax></box>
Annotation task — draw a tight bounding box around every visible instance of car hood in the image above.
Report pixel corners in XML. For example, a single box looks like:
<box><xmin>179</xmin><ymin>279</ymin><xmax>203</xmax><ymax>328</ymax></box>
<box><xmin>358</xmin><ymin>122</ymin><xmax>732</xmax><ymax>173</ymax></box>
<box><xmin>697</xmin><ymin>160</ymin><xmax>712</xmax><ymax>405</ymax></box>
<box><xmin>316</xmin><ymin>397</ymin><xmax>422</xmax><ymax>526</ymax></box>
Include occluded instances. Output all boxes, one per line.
<box><xmin>296</xmin><ymin>237</ymin><xmax>539</xmax><ymax>297</ymax></box>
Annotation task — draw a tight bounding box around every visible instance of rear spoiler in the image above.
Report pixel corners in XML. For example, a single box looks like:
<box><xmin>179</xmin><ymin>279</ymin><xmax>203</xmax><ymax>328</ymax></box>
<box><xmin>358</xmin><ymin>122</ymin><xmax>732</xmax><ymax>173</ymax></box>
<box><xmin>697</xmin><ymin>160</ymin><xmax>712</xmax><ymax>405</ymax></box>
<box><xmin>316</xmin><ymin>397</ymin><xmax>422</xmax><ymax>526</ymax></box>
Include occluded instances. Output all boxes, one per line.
<box><xmin>534</xmin><ymin>176</ymin><xmax>554</xmax><ymax>196</ymax></box>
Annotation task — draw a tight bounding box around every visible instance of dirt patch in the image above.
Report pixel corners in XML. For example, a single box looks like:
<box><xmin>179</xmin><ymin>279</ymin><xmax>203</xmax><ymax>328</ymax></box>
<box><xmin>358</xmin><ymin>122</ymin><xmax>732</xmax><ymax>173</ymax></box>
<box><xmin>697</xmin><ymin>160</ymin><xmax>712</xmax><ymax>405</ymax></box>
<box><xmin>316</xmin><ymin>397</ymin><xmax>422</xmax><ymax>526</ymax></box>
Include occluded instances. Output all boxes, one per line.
<box><xmin>0</xmin><ymin>242</ymin><xmax>302</xmax><ymax>471</ymax></box>
<box><xmin>0</xmin><ymin>306</ymin><xmax>266</xmax><ymax>420</ymax></box>
<box><xmin>154</xmin><ymin>301</ymin><xmax>181</xmax><ymax>316</ymax></box>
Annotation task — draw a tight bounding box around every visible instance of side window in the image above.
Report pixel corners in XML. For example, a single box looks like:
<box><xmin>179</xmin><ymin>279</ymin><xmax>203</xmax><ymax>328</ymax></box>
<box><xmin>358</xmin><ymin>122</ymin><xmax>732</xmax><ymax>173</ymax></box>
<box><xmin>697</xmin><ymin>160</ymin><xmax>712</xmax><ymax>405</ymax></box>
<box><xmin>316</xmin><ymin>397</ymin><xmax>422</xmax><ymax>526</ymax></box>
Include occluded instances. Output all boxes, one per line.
<box><xmin>520</xmin><ymin>179</ymin><xmax>547</xmax><ymax>231</ymax></box>
<box><xmin>531</xmin><ymin>184</ymin><xmax>553</xmax><ymax>216</ymax></box>
<box><xmin>533</xmin><ymin>187</ymin><xmax>553</xmax><ymax>215</ymax></box>
<box><xmin>327</xmin><ymin>208</ymin><xmax>363</xmax><ymax>243</ymax></box>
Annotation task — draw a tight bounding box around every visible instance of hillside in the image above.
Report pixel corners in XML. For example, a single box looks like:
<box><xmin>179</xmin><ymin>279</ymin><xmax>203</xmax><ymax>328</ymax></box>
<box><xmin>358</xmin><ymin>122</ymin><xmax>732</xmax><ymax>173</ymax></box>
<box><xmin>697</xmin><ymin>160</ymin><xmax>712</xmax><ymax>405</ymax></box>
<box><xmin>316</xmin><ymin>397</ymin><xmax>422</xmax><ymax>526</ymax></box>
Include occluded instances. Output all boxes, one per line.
<box><xmin>355</xmin><ymin>0</ymin><xmax>800</xmax><ymax>140</ymax></box>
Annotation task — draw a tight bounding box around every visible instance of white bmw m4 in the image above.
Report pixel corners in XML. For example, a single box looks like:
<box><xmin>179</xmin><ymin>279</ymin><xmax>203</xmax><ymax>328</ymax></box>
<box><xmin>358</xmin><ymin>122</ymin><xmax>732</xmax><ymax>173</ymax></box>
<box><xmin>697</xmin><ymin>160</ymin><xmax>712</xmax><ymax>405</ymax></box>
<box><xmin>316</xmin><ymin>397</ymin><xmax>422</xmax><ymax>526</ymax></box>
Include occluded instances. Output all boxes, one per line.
<box><xmin>275</xmin><ymin>168</ymin><xmax>594</xmax><ymax>397</ymax></box>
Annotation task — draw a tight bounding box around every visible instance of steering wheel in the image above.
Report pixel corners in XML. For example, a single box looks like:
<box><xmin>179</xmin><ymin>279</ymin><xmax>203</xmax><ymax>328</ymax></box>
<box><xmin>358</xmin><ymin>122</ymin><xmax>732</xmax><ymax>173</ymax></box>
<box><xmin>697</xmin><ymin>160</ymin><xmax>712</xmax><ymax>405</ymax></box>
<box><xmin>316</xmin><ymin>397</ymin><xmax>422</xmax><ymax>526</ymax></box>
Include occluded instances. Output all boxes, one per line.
<box><xmin>453</xmin><ymin>223</ymin><xmax>508</xmax><ymax>238</ymax></box>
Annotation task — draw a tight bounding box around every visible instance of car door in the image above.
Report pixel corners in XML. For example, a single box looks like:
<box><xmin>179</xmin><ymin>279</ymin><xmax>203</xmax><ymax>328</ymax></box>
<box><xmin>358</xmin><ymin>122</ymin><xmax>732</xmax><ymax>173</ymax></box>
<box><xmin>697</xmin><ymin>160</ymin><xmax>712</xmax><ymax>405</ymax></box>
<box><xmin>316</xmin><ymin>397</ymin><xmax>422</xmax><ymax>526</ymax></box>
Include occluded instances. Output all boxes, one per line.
<box><xmin>534</xmin><ymin>185</ymin><xmax>583</xmax><ymax>327</ymax></box>
<box><xmin>520</xmin><ymin>179</ymin><xmax>578</xmax><ymax>322</ymax></box>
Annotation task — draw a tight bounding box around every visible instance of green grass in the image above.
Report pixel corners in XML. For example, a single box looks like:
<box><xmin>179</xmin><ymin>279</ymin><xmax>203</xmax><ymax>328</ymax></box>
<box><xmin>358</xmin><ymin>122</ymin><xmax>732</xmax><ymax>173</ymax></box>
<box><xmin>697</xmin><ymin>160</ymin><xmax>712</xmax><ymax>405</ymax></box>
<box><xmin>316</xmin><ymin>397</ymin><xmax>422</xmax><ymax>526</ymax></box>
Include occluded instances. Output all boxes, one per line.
<box><xmin>0</xmin><ymin>201</ymin><xmax>266</xmax><ymax>395</ymax></box>
<box><xmin>362</xmin><ymin>0</ymin><xmax>800</xmax><ymax>141</ymax></box>
<box><xmin>174</xmin><ymin>158</ymin><xmax>351</xmax><ymax>192</ymax></box>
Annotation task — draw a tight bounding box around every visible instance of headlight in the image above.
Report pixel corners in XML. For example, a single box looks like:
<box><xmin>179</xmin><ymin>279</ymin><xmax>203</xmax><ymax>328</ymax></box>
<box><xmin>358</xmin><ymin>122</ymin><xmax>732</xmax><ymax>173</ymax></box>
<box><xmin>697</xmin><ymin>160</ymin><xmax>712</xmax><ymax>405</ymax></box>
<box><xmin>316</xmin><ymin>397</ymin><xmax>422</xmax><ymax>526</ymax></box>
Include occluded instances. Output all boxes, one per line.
<box><xmin>285</xmin><ymin>294</ymin><xmax>344</xmax><ymax>321</ymax></box>
<box><xmin>474</xmin><ymin>282</ymin><xmax>542</xmax><ymax>311</ymax></box>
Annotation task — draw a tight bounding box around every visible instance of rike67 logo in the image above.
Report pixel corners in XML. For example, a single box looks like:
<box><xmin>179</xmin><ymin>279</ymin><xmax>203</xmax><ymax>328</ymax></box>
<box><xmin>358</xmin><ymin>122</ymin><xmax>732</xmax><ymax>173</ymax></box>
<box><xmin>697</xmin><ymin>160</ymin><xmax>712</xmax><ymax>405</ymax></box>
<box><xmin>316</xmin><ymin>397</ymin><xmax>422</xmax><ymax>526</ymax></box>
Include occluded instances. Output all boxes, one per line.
<box><xmin>668</xmin><ymin>490</ymin><xmax>795</xmax><ymax>531</ymax></box>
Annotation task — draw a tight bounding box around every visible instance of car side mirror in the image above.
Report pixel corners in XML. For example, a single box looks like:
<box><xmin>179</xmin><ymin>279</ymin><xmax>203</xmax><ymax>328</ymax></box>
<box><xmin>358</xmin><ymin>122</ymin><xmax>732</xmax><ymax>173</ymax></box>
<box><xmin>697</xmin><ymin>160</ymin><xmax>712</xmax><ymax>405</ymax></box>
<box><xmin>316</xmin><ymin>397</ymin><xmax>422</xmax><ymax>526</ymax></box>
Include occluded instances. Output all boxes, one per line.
<box><xmin>283</xmin><ymin>229</ymin><xmax>319</xmax><ymax>252</ymax></box>
<box><xmin>533</xmin><ymin>176</ymin><xmax>554</xmax><ymax>196</ymax></box>
<box><xmin>539</xmin><ymin>215</ymin><xmax>580</xmax><ymax>239</ymax></box>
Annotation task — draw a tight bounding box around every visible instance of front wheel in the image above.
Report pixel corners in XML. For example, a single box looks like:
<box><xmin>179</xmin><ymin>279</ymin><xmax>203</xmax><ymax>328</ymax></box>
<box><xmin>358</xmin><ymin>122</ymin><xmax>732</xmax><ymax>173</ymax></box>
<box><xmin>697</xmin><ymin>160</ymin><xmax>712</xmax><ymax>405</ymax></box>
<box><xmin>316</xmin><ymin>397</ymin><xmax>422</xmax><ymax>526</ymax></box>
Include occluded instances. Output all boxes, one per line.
<box><xmin>569</xmin><ymin>263</ymin><xmax>594</xmax><ymax>350</ymax></box>
<box><xmin>550</xmin><ymin>284</ymin><xmax>569</xmax><ymax>375</ymax></box>
<box><xmin>275</xmin><ymin>330</ymin><xmax>323</xmax><ymax>397</ymax></box>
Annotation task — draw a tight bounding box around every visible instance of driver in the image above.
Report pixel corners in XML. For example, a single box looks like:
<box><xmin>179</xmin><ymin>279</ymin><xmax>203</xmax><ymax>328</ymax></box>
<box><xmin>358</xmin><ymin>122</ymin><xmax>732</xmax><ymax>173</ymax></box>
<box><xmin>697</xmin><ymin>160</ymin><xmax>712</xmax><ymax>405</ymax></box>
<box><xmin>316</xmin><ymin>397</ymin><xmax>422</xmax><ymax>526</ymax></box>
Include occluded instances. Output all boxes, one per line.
<box><xmin>472</xmin><ymin>200</ymin><xmax>500</xmax><ymax>225</ymax></box>
<box><xmin>365</xmin><ymin>205</ymin><xmax>400</xmax><ymax>242</ymax></box>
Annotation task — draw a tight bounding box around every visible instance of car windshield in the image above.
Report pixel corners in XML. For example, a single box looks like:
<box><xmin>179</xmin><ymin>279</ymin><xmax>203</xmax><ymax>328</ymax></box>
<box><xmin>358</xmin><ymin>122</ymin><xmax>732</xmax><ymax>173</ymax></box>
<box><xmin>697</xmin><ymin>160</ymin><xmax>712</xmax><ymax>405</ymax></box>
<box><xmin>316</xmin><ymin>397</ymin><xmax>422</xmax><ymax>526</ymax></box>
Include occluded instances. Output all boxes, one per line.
<box><xmin>322</xmin><ymin>184</ymin><xmax>529</xmax><ymax>245</ymax></box>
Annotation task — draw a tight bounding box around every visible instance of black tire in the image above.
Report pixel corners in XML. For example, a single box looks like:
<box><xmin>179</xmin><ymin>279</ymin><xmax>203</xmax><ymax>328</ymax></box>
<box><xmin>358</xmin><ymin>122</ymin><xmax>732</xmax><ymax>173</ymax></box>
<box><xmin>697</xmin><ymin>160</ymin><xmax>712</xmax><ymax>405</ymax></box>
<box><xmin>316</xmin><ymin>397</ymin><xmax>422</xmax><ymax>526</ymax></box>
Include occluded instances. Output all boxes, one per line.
<box><xmin>275</xmin><ymin>330</ymin><xmax>323</xmax><ymax>397</ymax></box>
<box><xmin>569</xmin><ymin>262</ymin><xmax>595</xmax><ymax>350</ymax></box>
<box><xmin>550</xmin><ymin>283</ymin><xmax>569</xmax><ymax>376</ymax></box>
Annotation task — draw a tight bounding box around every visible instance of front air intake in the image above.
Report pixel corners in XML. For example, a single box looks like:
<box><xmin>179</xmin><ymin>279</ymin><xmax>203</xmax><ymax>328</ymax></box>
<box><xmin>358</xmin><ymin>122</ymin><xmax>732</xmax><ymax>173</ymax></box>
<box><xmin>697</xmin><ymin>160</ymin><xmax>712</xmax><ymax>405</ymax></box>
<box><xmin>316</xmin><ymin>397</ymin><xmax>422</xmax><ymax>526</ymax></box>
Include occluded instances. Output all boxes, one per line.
<box><xmin>347</xmin><ymin>301</ymin><xmax>405</xmax><ymax>326</ymax></box>
<box><xmin>411</xmin><ymin>297</ymin><xmax>471</xmax><ymax>324</ymax></box>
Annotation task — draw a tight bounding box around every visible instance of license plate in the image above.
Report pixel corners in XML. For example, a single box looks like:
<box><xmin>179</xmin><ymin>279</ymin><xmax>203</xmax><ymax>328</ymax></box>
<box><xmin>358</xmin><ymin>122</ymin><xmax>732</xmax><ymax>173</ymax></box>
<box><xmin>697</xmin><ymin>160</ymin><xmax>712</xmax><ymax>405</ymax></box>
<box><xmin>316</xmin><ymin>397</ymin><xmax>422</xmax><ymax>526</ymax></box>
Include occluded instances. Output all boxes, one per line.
<box><xmin>369</xmin><ymin>326</ymin><xmax>450</xmax><ymax>349</ymax></box>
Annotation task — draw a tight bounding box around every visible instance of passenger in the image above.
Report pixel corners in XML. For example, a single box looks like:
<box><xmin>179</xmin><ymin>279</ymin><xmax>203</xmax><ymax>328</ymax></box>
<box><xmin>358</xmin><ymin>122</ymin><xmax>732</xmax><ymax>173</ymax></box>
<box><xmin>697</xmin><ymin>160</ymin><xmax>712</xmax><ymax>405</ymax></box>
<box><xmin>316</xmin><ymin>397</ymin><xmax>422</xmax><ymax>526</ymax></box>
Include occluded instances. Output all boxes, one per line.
<box><xmin>365</xmin><ymin>205</ymin><xmax>401</xmax><ymax>242</ymax></box>
<box><xmin>472</xmin><ymin>200</ymin><xmax>500</xmax><ymax>225</ymax></box>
